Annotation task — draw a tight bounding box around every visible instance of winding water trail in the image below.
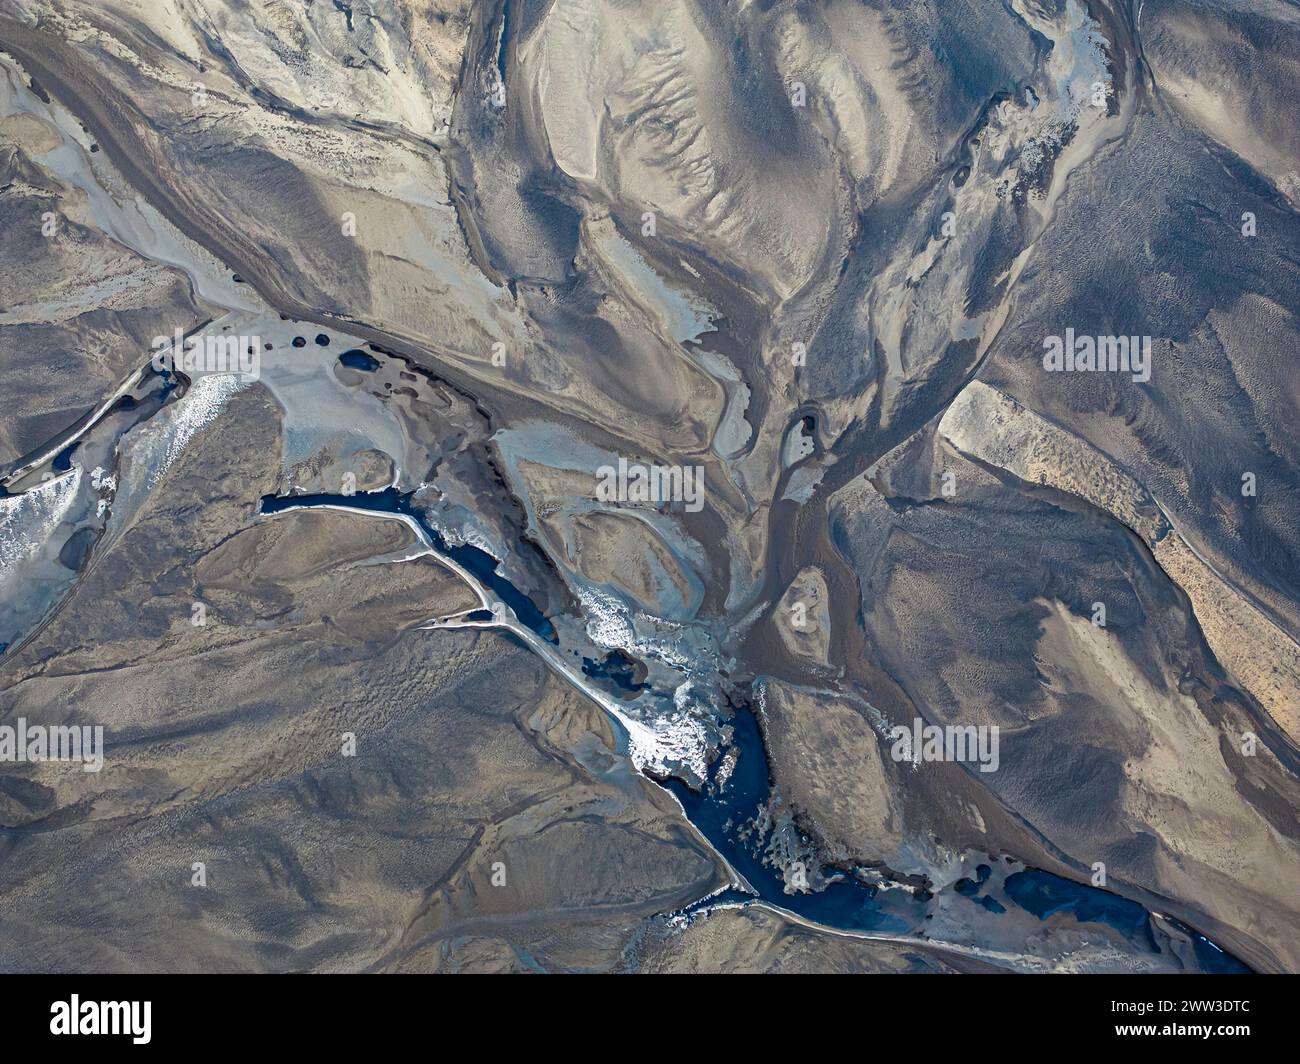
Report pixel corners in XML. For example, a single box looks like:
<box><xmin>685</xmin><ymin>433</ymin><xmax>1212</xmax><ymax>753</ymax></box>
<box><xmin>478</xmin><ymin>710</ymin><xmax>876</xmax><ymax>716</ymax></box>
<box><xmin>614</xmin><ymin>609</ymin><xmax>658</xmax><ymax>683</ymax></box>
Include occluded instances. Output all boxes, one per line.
<box><xmin>258</xmin><ymin>487</ymin><xmax>1250</xmax><ymax>973</ymax></box>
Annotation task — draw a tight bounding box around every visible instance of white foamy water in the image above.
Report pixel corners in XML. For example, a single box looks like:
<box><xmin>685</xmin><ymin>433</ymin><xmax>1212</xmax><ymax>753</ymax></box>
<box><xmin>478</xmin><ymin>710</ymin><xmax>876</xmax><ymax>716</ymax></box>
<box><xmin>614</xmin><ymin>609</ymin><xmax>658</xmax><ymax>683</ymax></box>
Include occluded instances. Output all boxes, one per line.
<box><xmin>623</xmin><ymin>704</ymin><xmax>712</xmax><ymax>783</ymax></box>
<box><xmin>575</xmin><ymin>583</ymin><xmax>714</xmax><ymax>779</ymax></box>
<box><xmin>144</xmin><ymin>375</ymin><xmax>247</xmax><ymax>489</ymax></box>
<box><xmin>0</xmin><ymin>469</ymin><xmax>82</xmax><ymax>584</ymax></box>
<box><xmin>100</xmin><ymin>373</ymin><xmax>249</xmax><ymax>540</ymax></box>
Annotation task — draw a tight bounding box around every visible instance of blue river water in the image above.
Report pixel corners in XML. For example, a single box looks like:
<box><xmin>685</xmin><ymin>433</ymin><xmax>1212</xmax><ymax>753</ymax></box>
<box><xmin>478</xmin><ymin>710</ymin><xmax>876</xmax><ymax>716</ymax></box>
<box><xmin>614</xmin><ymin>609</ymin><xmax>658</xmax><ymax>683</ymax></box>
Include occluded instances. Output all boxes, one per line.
<box><xmin>258</xmin><ymin>488</ymin><xmax>1250</xmax><ymax>971</ymax></box>
<box><xmin>258</xmin><ymin>487</ymin><xmax>555</xmax><ymax>640</ymax></box>
<box><xmin>663</xmin><ymin>706</ymin><xmax>1245</xmax><ymax>971</ymax></box>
